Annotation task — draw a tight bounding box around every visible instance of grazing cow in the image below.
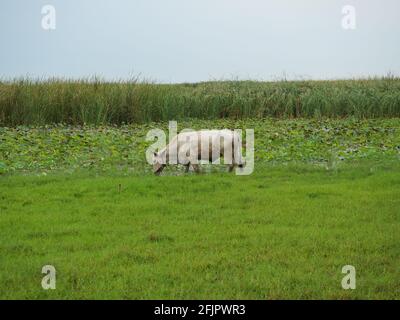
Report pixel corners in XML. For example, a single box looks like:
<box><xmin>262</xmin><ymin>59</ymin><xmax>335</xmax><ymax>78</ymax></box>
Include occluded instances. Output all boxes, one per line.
<box><xmin>152</xmin><ymin>129</ymin><xmax>245</xmax><ymax>175</ymax></box>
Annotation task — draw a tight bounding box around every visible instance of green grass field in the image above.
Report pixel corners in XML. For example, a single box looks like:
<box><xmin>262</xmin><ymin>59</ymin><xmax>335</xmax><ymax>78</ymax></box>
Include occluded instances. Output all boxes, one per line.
<box><xmin>1</xmin><ymin>162</ymin><xmax>399</xmax><ymax>299</ymax></box>
<box><xmin>1</xmin><ymin>81</ymin><xmax>400</xmax><ymax>299</ymax></box>
<box><xmin>1</xmin><ymin>117</ymin><xmax>399</xmax><ymax>299</ymax></box>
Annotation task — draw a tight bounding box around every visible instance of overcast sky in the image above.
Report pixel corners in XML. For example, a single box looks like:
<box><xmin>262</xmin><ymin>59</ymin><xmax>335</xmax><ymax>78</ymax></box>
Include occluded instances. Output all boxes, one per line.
<box><xmin>1</xmin><ymin>0</ymin><xmax>399</xmax><ymax>83</ymax></box>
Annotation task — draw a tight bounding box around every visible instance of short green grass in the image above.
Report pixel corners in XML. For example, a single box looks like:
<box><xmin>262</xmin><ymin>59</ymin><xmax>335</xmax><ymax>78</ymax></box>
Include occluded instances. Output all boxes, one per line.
<box><xmin>1</xmin><ymin>117</ymin><xmax>399</xmax><ymax>299</ymax></box>
<box><xmin>1</xmin><ymin>162</ymin><xmax>399</xmax><ymax>299</ymax></box>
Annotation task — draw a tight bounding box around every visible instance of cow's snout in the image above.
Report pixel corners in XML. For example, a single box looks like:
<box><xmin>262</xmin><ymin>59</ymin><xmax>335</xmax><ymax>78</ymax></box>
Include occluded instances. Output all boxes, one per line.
<box><xmin>153</xmin><ymin>163</ymin><xmax>165</xmax><ymax>175</ymax></box>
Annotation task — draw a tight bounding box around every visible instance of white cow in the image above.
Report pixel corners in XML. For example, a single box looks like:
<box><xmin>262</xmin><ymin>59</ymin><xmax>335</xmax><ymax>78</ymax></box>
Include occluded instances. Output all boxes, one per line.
<box><xmin>152</xmin><ymin>129</ymin><xmax>245</xmax><ymax>175</ymax></box>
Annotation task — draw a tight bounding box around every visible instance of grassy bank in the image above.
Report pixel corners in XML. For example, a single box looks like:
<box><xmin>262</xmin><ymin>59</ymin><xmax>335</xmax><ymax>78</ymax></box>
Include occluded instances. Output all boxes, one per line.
<box><xmin>1</xmin><ymin>118</ymin><xmax>399</xmax><ymax>175</ymax></box>
<box><xmin>0</xmin><ymin>162</ymin><xmax>399</xmax><ymax>299</ymax></box>
<box><xmin>1</xmin><ymin>78</ymin><xmax>400</xmax><ymax>126</ymax></box>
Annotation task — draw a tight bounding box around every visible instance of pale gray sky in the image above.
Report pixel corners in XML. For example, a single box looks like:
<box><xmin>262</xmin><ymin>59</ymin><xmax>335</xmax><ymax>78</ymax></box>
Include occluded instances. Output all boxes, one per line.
<box><xmin>0</xmin><ymin>0</ymin><xmax>399</xmax><ymax>83</ymax></box>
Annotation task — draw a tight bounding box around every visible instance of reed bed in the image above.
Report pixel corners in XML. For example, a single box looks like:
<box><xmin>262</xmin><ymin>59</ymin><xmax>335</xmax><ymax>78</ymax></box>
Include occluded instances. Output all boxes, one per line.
<box><xmin>1</xmin><ymin>77</ymin><xmax>399</xmax><ymax>126</ymax></box>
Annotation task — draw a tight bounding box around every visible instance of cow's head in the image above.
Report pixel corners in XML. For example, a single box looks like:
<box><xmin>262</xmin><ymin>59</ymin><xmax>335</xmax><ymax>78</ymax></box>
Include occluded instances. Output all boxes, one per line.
<box><xmin>153</xmin><ymin>152</ymin><xmax>166</xmax><ymax>175</ymax></box>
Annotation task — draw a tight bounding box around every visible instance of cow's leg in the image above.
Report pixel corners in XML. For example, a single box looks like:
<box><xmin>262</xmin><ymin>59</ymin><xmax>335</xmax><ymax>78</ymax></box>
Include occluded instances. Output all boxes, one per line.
<box><xmin>192</xmin><ymin>164</ymin><xmax>201</xmax><ymax>173</ymax></box>
<box><xmin>185</xmin><ymin>163</ymin><xmax>190</xmax><ymax>173</ymax></box>
<box><xmin>228</xmin><ymin>164</ymin><xmax>235</xmax><ymax>172</ymax></box>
